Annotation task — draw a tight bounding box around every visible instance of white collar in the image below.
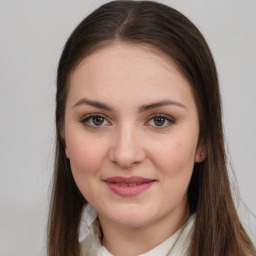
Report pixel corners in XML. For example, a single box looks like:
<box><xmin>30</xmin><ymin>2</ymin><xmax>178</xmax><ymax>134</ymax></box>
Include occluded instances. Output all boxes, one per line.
<box><xmin>79</xmin><ymin>204</ymin><xmax>195</xmax><ymax>256</ymax></box>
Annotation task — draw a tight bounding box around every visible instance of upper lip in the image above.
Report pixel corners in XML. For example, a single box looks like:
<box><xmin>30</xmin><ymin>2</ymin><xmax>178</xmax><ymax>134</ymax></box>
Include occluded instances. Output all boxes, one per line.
<box><xmin>103</xmin><ymin>176</ymin><xmax>155</xmax><ymax>184</ymax></box>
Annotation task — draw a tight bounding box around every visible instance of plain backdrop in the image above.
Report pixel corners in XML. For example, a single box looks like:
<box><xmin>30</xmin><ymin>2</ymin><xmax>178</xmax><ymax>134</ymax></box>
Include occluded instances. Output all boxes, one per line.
<box><xmin>0</xmin><ymin>1</ymin><xmax>255</xmax><ymax>255</ymax></box>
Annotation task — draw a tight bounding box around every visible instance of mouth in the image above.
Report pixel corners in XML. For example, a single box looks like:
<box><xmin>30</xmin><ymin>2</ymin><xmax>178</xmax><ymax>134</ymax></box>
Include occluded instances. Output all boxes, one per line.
<box><xmin>114</xmin><ymin>182</ymin><xmax>144</xmax><ymax>187</ymax></box>
<box><xmin>103</xmin><ymin>176</ymin><xmax>155</xmax><ymax>196</ymax></box>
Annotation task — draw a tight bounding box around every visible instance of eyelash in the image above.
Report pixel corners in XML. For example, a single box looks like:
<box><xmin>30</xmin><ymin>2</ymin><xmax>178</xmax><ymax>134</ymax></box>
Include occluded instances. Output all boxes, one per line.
<box><xmin>80</xmin><ymin>113</ymin><xmax>175</xmax><ymax>129</ymax></box>
<box><xmin>80</xmin><ymin>113</ymin><xmax>110</xmax><ymax>128</ymax></box>
<box><xmin>145</xmin><ymin>114</ymin><xmax>175</xmax><ymax>129</ymax></box>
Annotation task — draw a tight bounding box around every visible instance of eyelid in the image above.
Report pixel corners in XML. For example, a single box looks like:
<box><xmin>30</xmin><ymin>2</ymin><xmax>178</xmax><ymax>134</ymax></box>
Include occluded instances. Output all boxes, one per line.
<box><xmin>145</xmin><ymin>113</ymin><xmax>175</xmax><ymax>128</ymax></box>
<box><xmin>80</xmin><ymin>112</ymin><xmax>175</xmax><ymax>129</ymax></box>
<box><xmin>80</xmin><ymin>113</ymin><xmax>111</xmax><ymax>127</ymax></box>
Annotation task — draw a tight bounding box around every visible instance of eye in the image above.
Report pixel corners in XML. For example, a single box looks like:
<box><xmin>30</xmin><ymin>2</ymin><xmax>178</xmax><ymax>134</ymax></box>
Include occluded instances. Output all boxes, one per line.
<box><xmin>146</xmin><ymin>114</ymin><xmax>174</xmax><ymax>128</ymax></box>
<box><xmin>81</xmin><ymin>114</ymin><xmax>110</xmax><ymax>127</ymax></box>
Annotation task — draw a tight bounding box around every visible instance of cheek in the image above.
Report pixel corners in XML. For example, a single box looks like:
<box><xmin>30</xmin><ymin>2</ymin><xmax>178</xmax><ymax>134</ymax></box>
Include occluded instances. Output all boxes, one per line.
<box><xmin>150</xmin><ymin>138</ymin><xmax>196</xmax><ymax>208</ymax></box>
<box><xmin>66</xmin><ymin>134</ymin><xmax>109</xmax><ymax>203</ymax></box>
<box><xmin>150</xmin><ymin>136</ymin><xmax>197</xmax><ymax>180</ymax></box>
<box><xmin>65</xmin><ymin>132</ymin><xmax>108</xmax><ymax>178</ymax></box>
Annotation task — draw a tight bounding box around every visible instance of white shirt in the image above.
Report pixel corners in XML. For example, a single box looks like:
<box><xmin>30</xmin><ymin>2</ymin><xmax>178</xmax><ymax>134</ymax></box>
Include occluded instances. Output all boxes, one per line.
<box><xmin>79</xmin><ymin>204</ymin><xmax>195</xmax><ymax>256</ymax></box>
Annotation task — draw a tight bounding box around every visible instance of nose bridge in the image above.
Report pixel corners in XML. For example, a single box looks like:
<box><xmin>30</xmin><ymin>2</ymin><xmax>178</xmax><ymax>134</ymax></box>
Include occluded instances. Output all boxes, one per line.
<box><xmin>109</xmin><ymin>121</ymin><xmax>145</xmax><ymax>168</ymax></box>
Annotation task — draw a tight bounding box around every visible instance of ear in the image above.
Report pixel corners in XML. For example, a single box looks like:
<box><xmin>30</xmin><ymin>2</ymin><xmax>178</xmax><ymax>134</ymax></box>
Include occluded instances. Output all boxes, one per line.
<box><xmin>194</xmin><ymin>141</ymin><xmax>207</xmax><ymax>163</ymax></box>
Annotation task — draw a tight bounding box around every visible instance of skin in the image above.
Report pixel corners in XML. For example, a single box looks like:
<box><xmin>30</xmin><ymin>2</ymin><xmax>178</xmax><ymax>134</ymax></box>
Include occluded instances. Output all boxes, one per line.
<box><xmin>64</xmin><ymin>43</ymin><xmax>205</xmax><ymax>255</ymax></box>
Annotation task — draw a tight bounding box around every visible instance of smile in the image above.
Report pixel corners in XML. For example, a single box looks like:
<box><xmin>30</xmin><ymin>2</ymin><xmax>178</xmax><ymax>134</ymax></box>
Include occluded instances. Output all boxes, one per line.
<box><xmin>103</xmin><ymin>176</ymin><xmax>155</xmax><ymax>196</ymax></box>
<box><xmin>117</xmin><ymin>182</ymin><xmax>142</xmax><ymax>186</ymax></box>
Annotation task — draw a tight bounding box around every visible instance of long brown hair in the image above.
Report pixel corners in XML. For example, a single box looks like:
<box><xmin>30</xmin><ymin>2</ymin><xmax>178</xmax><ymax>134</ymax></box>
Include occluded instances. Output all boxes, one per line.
<box><xmin>47</xmin><ymin>1</ymin><xmax>255</xmax><ymax>255</ymax></box>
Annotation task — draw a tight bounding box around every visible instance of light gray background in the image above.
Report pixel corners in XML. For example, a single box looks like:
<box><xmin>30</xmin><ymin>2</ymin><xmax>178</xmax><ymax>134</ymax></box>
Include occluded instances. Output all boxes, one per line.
<box><xmin>0</xmin><ymin>1</ymin><xmax>255</xmax><ymax>255</ymax></box>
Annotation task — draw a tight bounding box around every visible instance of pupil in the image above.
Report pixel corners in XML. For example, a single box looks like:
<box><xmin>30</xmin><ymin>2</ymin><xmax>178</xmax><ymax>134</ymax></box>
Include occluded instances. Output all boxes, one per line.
<box><xmin>154</xmin><ymin>117</ymin><xmax>165</xmax><ymax>126</ymax></box>
<box><xmin>93</xmin><ymin>116</ymin><xmax>104</xmax><ymax>125</ymax></box>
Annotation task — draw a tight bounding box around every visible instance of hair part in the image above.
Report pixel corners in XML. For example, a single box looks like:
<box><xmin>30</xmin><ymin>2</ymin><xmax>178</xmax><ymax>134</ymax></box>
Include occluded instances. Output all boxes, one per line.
<box><xmin>48</xmin><ymin>1</ymin><xmax>255</xmax><ymax>255</ymax></box>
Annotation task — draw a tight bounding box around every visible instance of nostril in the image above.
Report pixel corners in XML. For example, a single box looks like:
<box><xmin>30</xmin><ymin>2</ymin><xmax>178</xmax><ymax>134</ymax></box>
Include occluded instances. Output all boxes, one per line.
<box><xmin>108</xmin><ymin>135</ymin><xmax>146</xmax><ymax>167</ymax></box>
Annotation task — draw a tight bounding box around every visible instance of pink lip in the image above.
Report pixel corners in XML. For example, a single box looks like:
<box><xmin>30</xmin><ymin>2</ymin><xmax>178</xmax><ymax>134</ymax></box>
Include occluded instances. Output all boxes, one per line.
<box><xmin>103</xmin><ymin>176</ymin><xmax>155</xmax><ymax>196</ymax></box>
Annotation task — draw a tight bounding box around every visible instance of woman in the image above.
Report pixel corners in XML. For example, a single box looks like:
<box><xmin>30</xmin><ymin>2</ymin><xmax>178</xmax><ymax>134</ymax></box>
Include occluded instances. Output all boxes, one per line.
<box><xmin>47</xmin><ymin>1</ymin><xmax>255</xmax><ymax>255</ymax></box>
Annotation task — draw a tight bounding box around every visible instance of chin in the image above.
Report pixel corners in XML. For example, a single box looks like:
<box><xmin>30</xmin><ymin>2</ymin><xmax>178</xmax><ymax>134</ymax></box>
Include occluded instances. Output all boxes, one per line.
<box><xmin>103</xmin><ymin>206</ymin><xmax>160</xmax><ymax>227</ymax></box>
<box><xmin>112</xmin><ymin>216</ymin><xmax>151</xmax><ymax>227</ymax></box>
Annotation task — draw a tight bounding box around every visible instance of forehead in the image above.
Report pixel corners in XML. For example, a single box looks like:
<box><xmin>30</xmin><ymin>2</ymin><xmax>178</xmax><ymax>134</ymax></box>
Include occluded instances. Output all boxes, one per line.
<box><xmin>67</xmin><ymin>42</ymin><xmax>196</xmax><ymax>110</ymax></box>
<box><xmin>73</xmin><ymin>42</ymin><xmax>182</xmax><ymax>81</ymax></box>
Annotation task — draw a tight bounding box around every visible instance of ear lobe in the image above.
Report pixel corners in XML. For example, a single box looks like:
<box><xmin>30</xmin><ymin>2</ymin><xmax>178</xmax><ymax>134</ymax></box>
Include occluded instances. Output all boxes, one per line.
<box><xmin>195</xmin><ymin>143</ymin><xmax>207</xmax><ymax>163</ymax></box>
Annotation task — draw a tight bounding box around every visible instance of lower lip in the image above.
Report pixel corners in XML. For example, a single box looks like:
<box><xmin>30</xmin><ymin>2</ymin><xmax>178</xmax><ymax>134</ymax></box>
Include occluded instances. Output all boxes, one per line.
<box><xmin>105</xmin><ymin>181</ymin><xmax>154</xmax><ymax>196</ymax></box>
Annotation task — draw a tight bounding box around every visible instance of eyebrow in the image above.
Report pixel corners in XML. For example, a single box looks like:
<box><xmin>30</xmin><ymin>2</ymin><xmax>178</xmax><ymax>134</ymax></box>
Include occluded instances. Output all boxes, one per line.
<box><xmin>138</xmin><ymin>100</ymin><xmax>186</xmax><ymax>112</ymax></box>
<box><xmin>73</xmin><ymin>98</ymin><xmax>186</xmax><ymax>112</ymax></box>
<box><xmin>73</xmin><ymin>98</ymin><xmax>113</xmax><ymax>111</ymax></box>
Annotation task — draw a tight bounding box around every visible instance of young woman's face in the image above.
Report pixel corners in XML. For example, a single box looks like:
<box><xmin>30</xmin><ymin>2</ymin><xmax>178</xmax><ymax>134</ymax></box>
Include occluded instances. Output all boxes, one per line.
<box><xmin>64</xmin><ymin>43</ymin><xmax>204</xmax><ymax>228</ymax></box>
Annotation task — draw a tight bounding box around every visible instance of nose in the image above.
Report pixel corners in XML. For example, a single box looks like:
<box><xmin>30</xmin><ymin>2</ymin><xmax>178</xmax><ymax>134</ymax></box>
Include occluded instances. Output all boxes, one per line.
<box><xmin>109</xmin><ymin>124</ymin><xmax>146</xmax><ymax>169</ymax></box>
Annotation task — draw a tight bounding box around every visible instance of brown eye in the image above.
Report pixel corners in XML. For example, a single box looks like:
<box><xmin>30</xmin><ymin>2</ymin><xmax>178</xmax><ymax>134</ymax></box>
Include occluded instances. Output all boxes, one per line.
<box><xmin>146</xmin><ymin>114</ymin><xmax>174</xmax><ymax>128</ymax></box>
<box><xmin>92</xmin><ymin>116</ymin><xmax>105</xmax><ymax>126</ymax></box>
<box><xmin>153</xmin><ymin>117</ymin><xmax>166</xmax><ymax>126</ymax></box>
<box><xmin>82</xmin><ymin>114</ymin><xmax>110</xmax><ymax>127</ymax></box>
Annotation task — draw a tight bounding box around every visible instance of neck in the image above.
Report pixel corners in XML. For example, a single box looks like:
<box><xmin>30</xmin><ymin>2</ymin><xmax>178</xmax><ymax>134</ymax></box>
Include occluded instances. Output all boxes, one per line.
<box><xmin>99</xmin><ymin>206</ymin><xmax>190</xmax><ymax>256</ymax></box>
